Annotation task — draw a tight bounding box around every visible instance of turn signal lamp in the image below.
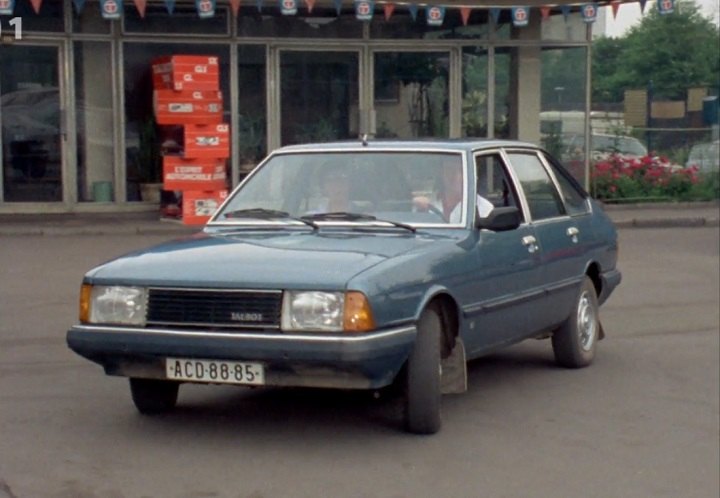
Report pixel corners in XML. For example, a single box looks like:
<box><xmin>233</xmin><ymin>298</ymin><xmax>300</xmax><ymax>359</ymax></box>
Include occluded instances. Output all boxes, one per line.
<box><xmin>343</xmin><ymin>291</ymin><xmax>376</xmax><ymax>332</ymax></box>
<box><xmin>79</xmin><ymin>284</ymin><xmax>92</xmax><ymax>323</ymax></box>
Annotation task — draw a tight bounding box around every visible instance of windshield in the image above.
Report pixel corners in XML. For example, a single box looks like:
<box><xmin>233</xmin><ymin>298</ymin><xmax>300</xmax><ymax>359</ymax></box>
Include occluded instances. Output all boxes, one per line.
<box><xmin>213</xmin><ymin>151</ymin><xmax>467</xmax><ymax>227</ymax></box>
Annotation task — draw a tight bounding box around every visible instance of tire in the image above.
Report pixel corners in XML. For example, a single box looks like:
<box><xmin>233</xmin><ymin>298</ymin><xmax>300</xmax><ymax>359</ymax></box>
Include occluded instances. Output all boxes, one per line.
<box><xmin>129</xmin><ymin>378</ymin><xmax>179</xmax><ymax>415</ymax></box>
<box><xmin>404</xmin><ymin>306</ymin><xmax>443</xmax><ymax>434</ymax></box>
<box><xmin>552</xmin><ymin>277</ymin><xmax>600</xmax><ymax>368</ymax></box>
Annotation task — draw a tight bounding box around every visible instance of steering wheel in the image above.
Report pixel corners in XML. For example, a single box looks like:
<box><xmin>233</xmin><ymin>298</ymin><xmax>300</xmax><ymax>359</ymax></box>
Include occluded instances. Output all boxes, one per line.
<box><xmin>426</xmin><ymin>204</ymin><xmax>446</xmax><ymax>221</ymax></box>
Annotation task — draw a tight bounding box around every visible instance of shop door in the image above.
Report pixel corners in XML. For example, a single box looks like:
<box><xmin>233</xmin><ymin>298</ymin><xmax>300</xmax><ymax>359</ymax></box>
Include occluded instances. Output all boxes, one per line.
<box><xmin>0</xmin><ymin>44</ymin><xmax>64</xmax><ymax>202</ymax></box>
<box><xmin>373</xmin><ymin>51</ymin><xmax>450</xmax><ymax>139</ymax></box>
<box><xmin>278</xmin><ymin>50</ymin><xmax>360</xmax><ymax>146</ymax></box>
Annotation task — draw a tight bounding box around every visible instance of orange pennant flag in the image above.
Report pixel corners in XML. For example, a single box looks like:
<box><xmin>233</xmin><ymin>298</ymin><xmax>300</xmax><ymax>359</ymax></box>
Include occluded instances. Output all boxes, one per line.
<box><xmin>610</xmin><ymin>1</ymin><xmax>621</xmax><ymax>19</ymax></box>
<box><xmin>30</xmin><ymin>0</ymin><xmax>42</xmax><ymax>14</ymax></box>
<box><xmin>134</xmin><ymin>0</ymin><xmax>147</xmax><ymax>18</ymax></box>
<box><xmin>306</xmin><ymin>0</ymin><xmax>315</xmax><ymax>13</ymax></box>
<box><xmin>384</xmin><ymin>3</ymin><xmax>395</xmax><ymax>21</ymax></box>
<box><xmin>230</xmin><ymin>0</ymin><xmax>241</xmax><ymax>16</ymax></box>
<box><xmin>460</xmin><ymin>7</ymin><xmax>471</xmax><ymax>26</ymax></box>
<box><xmin>540</xmin><ymin>6</ymin><xmax>551</xmax><ymax>20</ymax></box>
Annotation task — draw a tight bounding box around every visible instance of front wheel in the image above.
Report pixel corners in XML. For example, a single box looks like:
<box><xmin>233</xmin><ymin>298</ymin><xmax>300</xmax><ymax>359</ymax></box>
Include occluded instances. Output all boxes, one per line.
<box><xmin>552</xmin><ymin>277</ymin><xmax>600</xmax><ymax>368</ymax></box>
<box><xmin>129</xmin><ymin>378</ymin><xmax>179</xmax><ymax>415</ymax></box>
<box><xmin>404</xmin><ymin>306</ymin><xmax>442</xmax><ymax>434</ymax></box>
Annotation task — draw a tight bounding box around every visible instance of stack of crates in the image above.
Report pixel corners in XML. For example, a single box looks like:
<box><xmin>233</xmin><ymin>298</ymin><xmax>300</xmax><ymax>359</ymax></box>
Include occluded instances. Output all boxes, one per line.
<box><xmin>152</xmin><ymin>55</ymin><xmax>229</xmax><ymax>225</ymax></box>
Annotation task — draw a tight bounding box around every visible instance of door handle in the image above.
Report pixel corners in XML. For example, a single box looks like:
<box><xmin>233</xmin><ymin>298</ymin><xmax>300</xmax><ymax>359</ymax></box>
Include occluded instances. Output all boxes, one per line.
<box><xmin>567</xmin><ymin>227</ymin><xmax>579</xmax><ymax>243</ymax></box>
<box><xmin>522</xmin><ymin>235</ymin><xmax>538</xmax><ymax>254</ymax></box>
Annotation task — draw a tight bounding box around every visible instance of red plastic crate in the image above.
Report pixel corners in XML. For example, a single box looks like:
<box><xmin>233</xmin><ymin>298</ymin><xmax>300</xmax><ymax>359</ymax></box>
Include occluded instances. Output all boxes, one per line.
<box><xmin>163</xmin><ymin>157</ymin><xmax>227</xmax><ymax>191</ymax></box>
<box><xmin>152</xmin><ymin>55</ymin><xmax>220</xmax><ymax>92</ymax></box>
<box><xmin>182</xmin><ymin>190</ymin><xmax>228</xmax><ymax>225</ymax></box>
<box><xmin>153</xmin><ymin>90</ymin><xmax>223</xmax><ymax>125</ymax></box>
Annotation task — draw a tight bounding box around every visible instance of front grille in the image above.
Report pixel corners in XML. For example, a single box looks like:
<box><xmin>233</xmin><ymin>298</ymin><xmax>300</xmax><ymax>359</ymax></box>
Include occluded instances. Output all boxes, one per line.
<box><xmin>146</xmin><ymin>288</ymin><xmax>282</xmax><ymax>329</ymax></box>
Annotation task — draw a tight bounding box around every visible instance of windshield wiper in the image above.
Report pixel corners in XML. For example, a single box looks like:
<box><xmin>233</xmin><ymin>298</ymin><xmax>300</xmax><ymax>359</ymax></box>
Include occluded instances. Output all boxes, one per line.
<box><xmin>222</xmin><ymin>208</ymin><xmax>318</xmax><ymax>229</ymax></box>
<box><xmin>300</xmin><ymin>212</ymin><xmax>416</xmax><ymax>232</ymax></box>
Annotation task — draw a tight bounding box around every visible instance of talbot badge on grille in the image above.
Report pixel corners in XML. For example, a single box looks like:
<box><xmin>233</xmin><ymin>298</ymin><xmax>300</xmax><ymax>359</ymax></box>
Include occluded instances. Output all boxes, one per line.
<box><xmin>230</xmin><ymin>312</ymin><xmax>264</xmax><ymax>322</ymax></box>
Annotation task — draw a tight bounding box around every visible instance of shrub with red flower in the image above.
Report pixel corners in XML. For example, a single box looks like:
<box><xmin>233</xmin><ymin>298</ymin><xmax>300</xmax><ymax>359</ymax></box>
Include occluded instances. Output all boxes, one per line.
<box><xmin>591</xmin><ymin>154</ymin><xmax>700</xmax><ymax>201</ymax></box>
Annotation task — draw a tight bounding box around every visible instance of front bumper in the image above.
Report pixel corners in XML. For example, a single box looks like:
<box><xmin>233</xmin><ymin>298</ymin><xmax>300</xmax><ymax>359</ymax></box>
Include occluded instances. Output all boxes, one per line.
<box><xmin>67</xmin><ymin>324</ymin><xmax>416</xmax><ymax>390</ymax></box>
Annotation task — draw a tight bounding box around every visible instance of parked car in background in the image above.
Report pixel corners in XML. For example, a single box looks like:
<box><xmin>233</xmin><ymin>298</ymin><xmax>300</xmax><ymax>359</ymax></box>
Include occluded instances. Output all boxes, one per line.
<box><xmin>686</xmin><ymin>140</ymin><xmax>720</xmax><ymax>173</ymax></box>
<box><xmin>66</xmin><ymin>139</ymin><xmax>621</xmax><ymax>434</ymax></box>
<box><xmin>563</xmin><ymin>133</ymin><xmax>648</xmax><ymax>162</ymax></box>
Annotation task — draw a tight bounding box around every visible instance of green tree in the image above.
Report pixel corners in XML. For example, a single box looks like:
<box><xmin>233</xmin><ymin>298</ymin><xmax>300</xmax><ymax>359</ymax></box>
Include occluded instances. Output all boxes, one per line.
<box><xmin>593</xmin><ymin>0</ymin><xmax>720</xmax><ymax>102</ymax></box>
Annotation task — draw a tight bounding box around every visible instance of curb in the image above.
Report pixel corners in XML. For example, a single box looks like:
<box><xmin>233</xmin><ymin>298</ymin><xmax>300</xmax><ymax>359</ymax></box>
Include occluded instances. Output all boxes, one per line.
<box><xmin>613</xmin><ymin>217</ymin><xmax>720</xmax><ymax>229</ymax></box>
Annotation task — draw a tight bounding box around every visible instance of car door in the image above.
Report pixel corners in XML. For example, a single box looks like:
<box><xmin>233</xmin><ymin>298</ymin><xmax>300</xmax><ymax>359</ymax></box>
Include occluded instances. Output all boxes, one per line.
<box><xmin>503</xmin><ymin>149</ymin><xmax>594</xmax><ymax>331</ymax></box>
<box><xmin>460</xmin><ymin>151</ymin><xmax>544</xmax><ymax>355</ymax></box>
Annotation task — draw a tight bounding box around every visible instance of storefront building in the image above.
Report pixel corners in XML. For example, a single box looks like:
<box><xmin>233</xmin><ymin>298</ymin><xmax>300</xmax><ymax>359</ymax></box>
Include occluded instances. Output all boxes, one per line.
<box><xmin>0</xmin><ymin>0</ymin><xmax>608</xmax><ymax>213</ymax></box>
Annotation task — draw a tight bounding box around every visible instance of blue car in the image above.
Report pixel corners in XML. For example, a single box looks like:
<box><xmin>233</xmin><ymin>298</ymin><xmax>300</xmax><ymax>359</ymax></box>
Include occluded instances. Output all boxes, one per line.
<box><xmin>67</xmin><ymin>139</ymin><xmax>621</xmax><ymax>434</ymax></box>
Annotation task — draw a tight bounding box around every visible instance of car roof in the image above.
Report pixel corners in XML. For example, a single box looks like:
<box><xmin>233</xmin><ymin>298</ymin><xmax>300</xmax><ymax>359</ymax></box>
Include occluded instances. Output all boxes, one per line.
<box><xmin>276</xmin><ymin>138</ymin><xmax>538</xmax><ymax>153</ymax></box>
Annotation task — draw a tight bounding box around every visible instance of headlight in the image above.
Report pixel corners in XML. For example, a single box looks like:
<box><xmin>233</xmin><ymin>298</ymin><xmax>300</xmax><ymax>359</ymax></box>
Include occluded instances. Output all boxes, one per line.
<box><xmin>281</xmin><ymin>290</ymin><xmax>375</xmax><ymax>333</ymax></box>
<box><xmin>80</xmin><ymin>284</ymin><xmax>147</xmax><ymax>326</ymax></box>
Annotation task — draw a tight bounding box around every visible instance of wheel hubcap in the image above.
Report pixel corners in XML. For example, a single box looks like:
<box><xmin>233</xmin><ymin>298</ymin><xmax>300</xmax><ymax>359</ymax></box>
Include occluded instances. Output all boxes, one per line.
<box><xmin>577</xmin><ymin>291</ymin><xmax>597</xmax><ymax>352</ymax></box>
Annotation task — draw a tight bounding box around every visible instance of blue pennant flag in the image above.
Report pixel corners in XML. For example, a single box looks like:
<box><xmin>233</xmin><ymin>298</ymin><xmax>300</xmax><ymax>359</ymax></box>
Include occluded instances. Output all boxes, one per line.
<box><xmin>354</xmin><ymin>0</ymin><xmax>374</xmax><ymax>21</ymax></box>
<box><xmin>426</xmin><ymin>6</ymin><xmax>445</xmax><ymax>26</ymax></box>
<box><xmin>334</xmin><ymin>0</ymin><xmax>342</xmax><ymax>15</ymax></box>
<box><xmin>196</xmin><ymin>0</ymin><xmax>215</xmax><ymax>18</ymax></box>
<box><xmin>408</xmin><ymin>4</ymin><xmax>418</xmax><ymax>21</ymax></box>
<box><xmin>0</xmin><ymin>0</ymin><xmax>16</xmax><ymax>15</ymax></box>
<box><xmin>101</xmin><ymin>0</ymin><xmax>123</xmax><ymax>19</ymax></box>
<box><xmin>639</xmin><ymin>0</ymin><xmax>648</xmax><ymax>13</ymax></box>
<box><xmin>581</xmin><ymin>3</ymin><xmax>598</xmax><ymax>23</ymax></box>
<box><xmin>560</xmin><ymin>4</ymin><xmax>571</xmax><ymax>21</ymax></box>
<box><xmin>489</xmin><ymin>8</ymin><xmax>501</xmax><ymax>25</ymax></box>
<box><xmin>72</xmin><ymin>0</ymin><xmax>86</xmax><ymax>15</ymax></box>
<box><xmin>657</xmin><ymin>0</ymin><xmax>674</xmax><ymax>14</ymax></box>
<box><xmin>511</xmin><ymin>7</ymin><xmax>529</xmax><ymax>27</ymax></box>
<box><xmin>164</xmin><ymin>0</ymin><xmax>176</xmax><ymax>14</ymax></box>
<box><xmin>256</xmin><ymin>0</ymin><xmax>263</xmax><ymax>12</ymax></box>
<box><xmin>280</xmin><ymin>0</ymin><xmax>297</xmax><ymax>15</ymax></box>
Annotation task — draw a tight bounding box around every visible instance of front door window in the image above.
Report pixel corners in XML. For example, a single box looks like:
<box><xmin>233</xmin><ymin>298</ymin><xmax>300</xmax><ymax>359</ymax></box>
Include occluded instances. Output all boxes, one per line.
<box><xmin>1</xmin><ymin>45</ymin><xmax>63</xmax><ymax>202</ymax></box>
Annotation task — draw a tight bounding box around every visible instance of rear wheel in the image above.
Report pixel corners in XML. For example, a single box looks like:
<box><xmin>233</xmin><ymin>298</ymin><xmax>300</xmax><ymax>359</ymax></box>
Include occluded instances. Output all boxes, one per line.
<box><xmin>552</xmin><ymin>277</ymin><xmax>599</xmax><ymax>368</ymax></box>
<box><xmin>129</xmin><ymin>378</ymin><xmax>179</xmax><ymax>415</ymax></box>
<box><xmin>404</xmin><ymin>306</ymin><xmax>442</xmax><ymax>434</ymax></box>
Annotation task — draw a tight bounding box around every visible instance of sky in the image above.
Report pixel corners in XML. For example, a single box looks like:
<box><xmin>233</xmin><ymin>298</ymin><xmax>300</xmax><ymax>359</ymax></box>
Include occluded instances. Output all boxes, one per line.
<box><xmin>603</xmin><ymin>0</ymin><xmax>719</xmax><ymax>36</ymax></box>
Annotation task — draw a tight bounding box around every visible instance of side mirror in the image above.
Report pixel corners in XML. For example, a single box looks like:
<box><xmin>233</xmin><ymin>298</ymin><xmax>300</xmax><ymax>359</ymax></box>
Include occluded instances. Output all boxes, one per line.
<box><xmin>476</xmin><ymin>206</ymin><xmax>522</xmax><ymax>232</ymax></box>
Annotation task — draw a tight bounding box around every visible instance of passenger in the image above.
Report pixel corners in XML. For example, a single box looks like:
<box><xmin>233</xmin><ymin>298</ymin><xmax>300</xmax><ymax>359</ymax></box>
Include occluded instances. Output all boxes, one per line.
<box><xmin>312</xmin><ymin>164</ymin><xmax>352</xmax><ymax>213</ymax></box>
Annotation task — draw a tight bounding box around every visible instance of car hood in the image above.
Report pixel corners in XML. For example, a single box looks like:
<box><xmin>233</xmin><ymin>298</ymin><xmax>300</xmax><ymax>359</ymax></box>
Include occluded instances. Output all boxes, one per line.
<box><xmin>87</xmin><ymin>229</ymin><xmax>454</xmax><ymax>289</ymax></box>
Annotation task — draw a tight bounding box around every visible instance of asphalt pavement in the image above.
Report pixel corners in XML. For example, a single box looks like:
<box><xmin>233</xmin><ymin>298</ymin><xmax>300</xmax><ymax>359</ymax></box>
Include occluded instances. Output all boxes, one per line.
<box><xmin>0</xmin><ymin>201</ymin><xmax>717</xmax><ymax>236</ymax></box>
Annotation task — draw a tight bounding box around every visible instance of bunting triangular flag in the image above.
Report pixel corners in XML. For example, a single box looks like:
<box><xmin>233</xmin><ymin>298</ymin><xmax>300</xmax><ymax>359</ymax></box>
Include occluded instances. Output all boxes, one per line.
<box><xmin>0</xmin><ymin>0</ymin><xmax>15</xmax><ymax>15</ymax></box>
<box><xmin>540</xmin><ymin>6</ymin><xmax>551</xmax><ymax>20</ymax></box>
<box><xmin>408</xmin><ymin>4</ymin><xmax>418</xmax><ymax>21</ymax></box>
<box><xmin>489</xmin><ymin>7</ymin><xmax>500</xmax><ymax>25</ymax></box>
<box><xmin>560</xmin><ymin>4</ymin><xmax>571</xmax><ymax>21</ymax></box>
<box><xmin>460</xmin><ymin>7</ymin><xmax>471</xmax><ymax>26</ymax></box>
<box><xmin>610</xmin><ymin>1</ymin><xmax>620</xmax><ymax>18</ymax></box>
<box><xmin>384</xmin><ymin>3</ymin><xmax>394</xmax><ymax>20</ymax></box>
<box><xmin>134</xmin><ymin>0</ymin><xmax>147</xmax><ymax>18</ymax></box>
<box><xmin>256</xmin><ymin>0</ymin><xmax>263</xmax><ymax>12</ymax></box>
<box><xmin>305</xmin><ymin>0</ymin><xmax>315</xmax><ymax>13</ymax></box>
<box><xmin>334</xmin><ymin>0</ymin><xmax>342</xmax><ymax>15</ymax></box>
<box><xmin>30</xmin><ymin>0</ymin><xmax>42</xmax><ymax>14</ymax></box>
<box><xmin>164</xmin><ymin>0</ymin><xmax>175</xmax><ymax>14</ymax></box>
<box><xmin>196</xmin><ymin>0</ymin><xmax>215</xmax><ymax>17</ymax></box>
<box><xmin>639</xmin><ymin>0</ymin><xmax>647</xmax><ymax>13</ymax></box>
<box><xmin>72</xmin><ymin>0</ymin><xmax>86</xmax><ymax>14</ymax></box>
<box><xmin>657</xmin><ymin>0</ymin><xmax>674</xmax><ymax>14</ymax></box>
<box><xmin>230</xmin><ymin>0</ymin><xmax>241</xmax><ymax>16</ymax></box>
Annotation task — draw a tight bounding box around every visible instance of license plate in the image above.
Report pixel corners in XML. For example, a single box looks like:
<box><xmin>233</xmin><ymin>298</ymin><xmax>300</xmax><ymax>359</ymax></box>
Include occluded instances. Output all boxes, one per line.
<box><xmin>165</xmin><ymin>357</ymin><xmax>265</xmax><ymax>385</ymax></box>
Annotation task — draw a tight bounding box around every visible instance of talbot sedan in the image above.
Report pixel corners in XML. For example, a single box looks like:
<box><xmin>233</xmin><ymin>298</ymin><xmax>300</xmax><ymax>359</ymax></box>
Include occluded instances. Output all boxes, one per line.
<box><xmin>67</xmin><ymin>139</ymin><xmax>621</xmax><ymax>434</ymax></box>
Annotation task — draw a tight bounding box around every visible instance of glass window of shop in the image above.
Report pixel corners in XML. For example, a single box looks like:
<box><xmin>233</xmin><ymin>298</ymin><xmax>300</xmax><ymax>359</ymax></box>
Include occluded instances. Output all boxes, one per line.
<box><xmin>280</xmin><ymin>51</ymin><xmax>359</xmax><ymax>145</ymax></box>
<box><xmin>461</xmin><ymin>48</ymin><xmax>488</xmax><ymax>138</ymax></box>
<box><xmin>238</xmin><ymin>45</ymin><xmax>267</xmax><ymax>175</ymax></box>
<box><xmin>123</xmin><ymin>43</ymin><xmax>230</xmax><ymax>201</ymax></box>
<box><xmin>0</xmin><ymin>45</ymin><xmax>62</xmax><ymax>202</ymax></box>
<box><xmin>370</xmin><ymin>8</ymin><xmax>490</xmax><ymax>40</ymax></box>
<box><xmin>75</xmin><ymin>41</ymin><xmax>115</xmax><ymax>202</ymax></box>
<box><xmin>494</xmin><ymin>48</ymin><xmax>512</xmax><ymax>139</ymax></box>
<box><xmin>124</xmin><ymin>4</ymin><xmax>229</xmax><ymax>35</ymax></box>
<box><xmin>0</xmin><ymin>0</ymin><xmax>64</xmax><ymax>32</ymax></box>
<box><xmin>540</xmin><ymin>46</ymin><xmax>588</xmax><ymax>184</ymax></box>
<box><xmin>374</xmin><ymin>52</ymin><xmax>449</xmax><ymax>139</ymax></box>
<box><xmin>238</xmin><ymin>7</ymin><xmax>363</xmax><ymax>38</ymax></box>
